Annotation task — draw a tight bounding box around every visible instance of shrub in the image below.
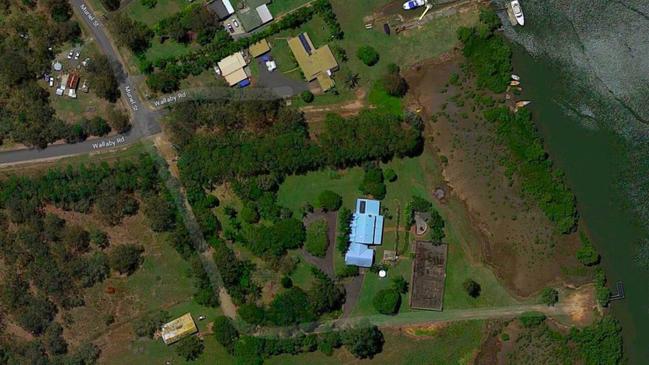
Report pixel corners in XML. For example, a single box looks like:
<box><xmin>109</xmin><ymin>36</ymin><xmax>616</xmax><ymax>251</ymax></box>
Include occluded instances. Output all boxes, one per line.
<box><xmin>384</xmin><ymin>168</ymin><xmax>397</xmax><ymax>182</ymax></box>
<box><xmin>540</xmin><ymin>287</ymin><xmax>559</xmax><ymax>306</ymax></box>
<box><xmin>317</xmin><ymin>190</ymin><xmax>342</xmax><ymax>211</ymax></box>
<box><xmin>357</xmin><ymin>46</ymin><xmax>379</xmax><ymax>66</ymax></box>
<box><xmin>570</xmin><ymin>316</ymin><xmax>622</xmax><ymax>365</ymax></box>
<box><xmin>301</xmin><ymin>90</ymin><xmax>314</xmax><ymax>103</ymax></box>
<box><xmin>342</xmin><ymin>325</ymin><xmax>384</xmax><ymax>359</ymax></box>
<box><xmin>133</xmin><ymin>311</ymin><xmax>169</xmax><ymax>338</ymax></box>
<box><xmin>392</xmin><ymin>275</ymin><xmax>408</xmax><ymax>294</ymax></box>
<box><xmin>576</xmin><ymin>231</ymin><xmax>599</xmax><ymax>266</ymax></box>
<box><xmin>382</xmin><ymin>64</ymin><xmax>408</xmax><ymax>97</ymax></box>
<box><xmin>238</xmin><ymin>303</ymin><xmax>265</xmax><ymax>325</ymax></box>
<box><xmin>519</xmin><ymin>311</ymin><xmax>546</xmax><ymax>328</ymax></box>
<box><xmin>213</xmin><ymin>316</ymin><xmax>239</xmax><ymax>354</ymax></box>
<box><xmin>240</xmin><ymin>203</ymin><xmax>260</xmax><ymax>224</ymax></box>
<box><xmin>175</xmin><ymin>335</ymin><xmax>204</xmax><ymax>361</ymax></box>
<box><xmin>109</xmin><ymin>244</ymin><xmax>144</xmax><ymax>275</ymax></box>
<box><xmin>305</xmin><ymin>220</ymin><xmax>329</xmax><ymax>257</ymax></box>
<box><xmin>372</xmin><ymin>289</ymin><xmax>401</xmax><ymax>315</ymax></box>
<box><xmin>281</xmin><ymin>276</ymin><xmax>293</xmax><ymax>288</ymax></box>
<box><xmin>463</xmin><ymin>279</ymin><xmax>481</xmax><ymax>298</ymax></box>
<box><xmin>359</xmin><ymin>166</ymin><xmax>386</xmax><ymax>199</ymax></box>
<box><xmin>100</xmin><ymin>0</ymin><xmax>120</xmax><ymax>11</ymax></box>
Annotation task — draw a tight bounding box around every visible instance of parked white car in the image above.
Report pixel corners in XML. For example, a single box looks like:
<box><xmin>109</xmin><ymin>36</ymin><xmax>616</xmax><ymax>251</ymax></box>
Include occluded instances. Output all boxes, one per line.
<box><xmin>74</xmin><ymin>51</ymin><xmax>80</xmax><ymax>60</ymax></box>
<box><xmin>67</xmin><ymin>50</ymin><xmax>73</xmax><ymax>59</ymax></box>
<box><xmin>49</xmin><ymin>77</ymin><xmax>54</xmax><ymax>87</ymax></box>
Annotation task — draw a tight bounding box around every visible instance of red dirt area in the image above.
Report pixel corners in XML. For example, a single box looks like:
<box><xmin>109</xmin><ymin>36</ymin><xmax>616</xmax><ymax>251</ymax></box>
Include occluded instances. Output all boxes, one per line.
<box><xmin>403</xmin><ymin>53</ymin><xmax>590</xmax><ymax>297</ymax></box>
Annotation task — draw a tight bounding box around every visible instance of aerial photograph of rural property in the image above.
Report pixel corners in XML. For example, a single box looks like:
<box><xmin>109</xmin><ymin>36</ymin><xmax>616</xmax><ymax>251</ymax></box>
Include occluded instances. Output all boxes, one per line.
<box><xmin>0</xmin><ymin>0</ymin><xmax>647</xmax><ymax>363</ymax></box>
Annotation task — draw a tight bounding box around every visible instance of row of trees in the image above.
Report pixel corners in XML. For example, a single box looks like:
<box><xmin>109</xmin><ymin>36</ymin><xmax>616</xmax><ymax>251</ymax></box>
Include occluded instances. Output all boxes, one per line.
<box><xmin>157</xmin><ymin>4</ymin><xmax>219</xmax><ymax>45</ymax></box>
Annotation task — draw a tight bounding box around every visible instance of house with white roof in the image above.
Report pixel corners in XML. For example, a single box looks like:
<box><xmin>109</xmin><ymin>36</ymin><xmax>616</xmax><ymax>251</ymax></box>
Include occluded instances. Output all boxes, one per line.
<box><xmin>345</xmin><ymin>199</ymin><xmax>384</xmax><ymax>267</ymax></box>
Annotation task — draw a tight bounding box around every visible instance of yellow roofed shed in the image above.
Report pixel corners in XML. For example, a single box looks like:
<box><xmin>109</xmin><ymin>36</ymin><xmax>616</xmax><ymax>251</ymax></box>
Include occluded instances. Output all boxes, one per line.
<box><xmin>161</xmin><ymin>313</ymin><xmax>198</xmax><ymax>345</ymax></box>
<box><xmin>249</xmin><ymin>39</ymin><xmax>271</xmax><ymax>58</ymax></box>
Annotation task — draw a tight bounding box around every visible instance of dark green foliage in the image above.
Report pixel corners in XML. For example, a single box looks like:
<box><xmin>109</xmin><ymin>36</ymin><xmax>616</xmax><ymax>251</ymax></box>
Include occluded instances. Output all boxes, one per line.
<box><xmin>174</xmin><ymin>336</ymin><xmax>204</xmax><ymax>361</ymax></box>
<box><xmin>301</xmin><ymin>90</ymin><xmax>314</xmax><ymax>103</ymax></box>
<box><xmin>83</xmin><ymin>117</ymin><xmax>112</xmax><ymax>137</ymax></box>
<box><xmin>146</xmin><ymin>70</ymin><xmax>180</xmax><ymax>93</ymax></box>
<box><xmin>43</xmin><ymin>322</ymin><xmax>68</xmax><ymax>355</ymax></box>
<box><xmin>108</xmin><ymin>244</ymin><xmax>144</xmax><ymax>275</ymax></box>
<box><xmin>570</xmin><ymin>317</ymin><xmax>623</xmax><ymax>365</ymax></box>
<box><xmin>463</xmin><ymin>279</ymin><xmax>481</xmax><ymax>298</ymax></box>
<box><xmin>213</xmin><ymin>316</ymin><xmax>239</xmax><ymax>354</ymax></box>
<box><xmin>212</xmin><ymin>241</ymin><xmax>258</xmax><ymax>305</ymax></box>
<box><xmin>267</xmin><ymin>287</ymin><xmax>316</xmax><ymax>325</ymax></box>
<box><xmin>239</xmin><ymin>202</ymin><xmax>260</xmax><ymax>224</ymax></box>
<box><xmin>540</xmin><ymin>287</ymin><xmax>559</xmax><ymax>306</ymax></box>
<box><xmin>457</xmin><ymin>9</ymin><xmax>511</xmax><ymax>93</ymax></box>
<box><xmin>90</xmin><ymin>228</ymin><xmax>110</xmax><ymax>249</ymax></box>
<box><xmin>17</xmin><ymin>296</ymin><xmax>57</xmax><ymax>335</ymax></box>
<box><xmin>596</xmin><ymin>285</ymin><xmax>611</xmax><ymax>307</ymax></box>
<box><xmin>305</xmin><ymin>219</ymin><xmax>329</xmax><ymax>257</ymax></box>
<box><xmin>189</xmin><ymin>255</ymin><xmax>219</xmax><ymax>307</ymax></box>
<box><xmin>62</xmin><ymin>224</ymin><xmax>90</xmax><ymax>253</ymax></box>
<box><xmin>342</xmin><ymin>325</ymin><xmax>384</xmax><ymax>359</ymax></box>
<box><xmin>318</xmin><ymin>331</ymin><xmax>342</xmax><ymax>356</ymax></box>
<box><xmin>157</xmin><ymin>5</ymin><xmax>219</xmax><ymax>45</ymax></box>
<box><xmin>133</xmin><ymin>310</ymin><xmax>170</xmax><ymax>338</ymax></box>
<box><xmin>308</xmin><ymin>268</ymin><xmax>345</xmax><ymax>316</ymax></box>
<box><xmin>281</xmin><ymin>276</ymin><xmax>293</xmax><ymax>288</ymax></box>
<box><xmin>43</xmin><ymin>213</ymin><xmax>65</xmax><ymax>242</ymax></box>
<box><xmin>577</xmin><ymin>231</ymin><xmax>600</xmax><ymax>265</ymax></box>
<box><xmin>359</xmin><ymin>166</ymin><xmax>386</xmax><ymax>199</ymax></box>
<box><xmin>372</xmin><ymin>289</ymin><xmax>401</xmax><ymax>315</ymax></box>
<box><xmin>64</xmin><ymin>123</ymin><xmax>88</xmax><ymax>144</ymax></box>
<box><xmin>336</xmin><ymin>207</ymin><xmax>353</xmax><ymax>254</ymax></box>
<box><xmin>357</xmin><ymin>46</ymin><xmax>379</xmax><ymax>66</ymax></box>
<box><xmin>142</xmin><ymin>0</ymin><xmax>157</xmax><ymax>9</ymax></box>
<box><xmin>382</xmin><ymin>64</ymin><xmax>408</xmax><ymax>97</ymax></box>
<box><xmin>100</xmin><ymin>0</ymin><xmax>119</xmax><ymax>11</ymax></box>
<box><xmin>87</xmin><ymin>55</ymin><xmax>120</xmax><ymax>102</ymax></box>
<box><xmin>392</xmin><ymin>275</ymin><xmax>408</xmax><ymax>294</ymax></box>
<box><xmin>143</xmin><ymin>193</ymin><xmax>176</xmax><ymax>232</ymax></box>
<box><xmin>108</xmin><ymin>109</ymin><xmax>131</xmax><ymax>133</ymax></box>
<box><xmin>519</xmin><ymin>311</ymin><xmax>546</xmax><ymax>328</ymax></box>
<box><xmin>110</xmin><ymin>14</ymin><xmax>153</xmax><ymax>54</ymax></box>
<box><xmin>313</xmin><ymin>0</ymin><xmax>343</xmax><ymax>39</ymax></box>
<box><xmin>484</xmin><ymin>107</ymin><xmax>577</xmax><ymax>232</ymax></box>
<box><xmin>237</xmin><ymin>303</ymin><xmax>266</xmax><ymax>325</ymax></box>
<box><xmin>44</xmin><ymin>0</ymin><xmax>72</xmax><ymax>22</ymax></box>
<box><xmin>317</xmin><ymin>190</ymin><xmax>342</xmax><ymax>211</ymax></box>
<box><xmin>73</xmin><ymin>252</ymin><xmax>110</xmax><ymax>288</ymax></box>
<box><xmin>244</xmin><ymin>218</ymin><xmax>305</xmax><ymax>257</ymax></box>
<box><xmin>384</xmin><ymin>168</ymin><xmax>397</xmax><ymax>182</ymax></box>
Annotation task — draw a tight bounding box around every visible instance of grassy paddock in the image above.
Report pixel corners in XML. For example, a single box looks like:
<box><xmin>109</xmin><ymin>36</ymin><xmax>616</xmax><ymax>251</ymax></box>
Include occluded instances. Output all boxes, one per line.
<box><xmin>268</xmin><ymin>0</ymin><xmax>313</xmax><ymax>17</ymax></box>
<box><xmin>125</xmin><ymin>0</ymin><xmax>189</xmax><ymax>27</ymax></box>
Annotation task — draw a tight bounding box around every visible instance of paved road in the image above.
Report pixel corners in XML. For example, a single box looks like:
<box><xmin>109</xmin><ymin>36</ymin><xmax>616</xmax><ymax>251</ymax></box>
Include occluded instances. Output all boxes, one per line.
<box><xmin>0</xmin><ymin>0</ymin><xmax>162</xmax><ymax>165</ymax></box>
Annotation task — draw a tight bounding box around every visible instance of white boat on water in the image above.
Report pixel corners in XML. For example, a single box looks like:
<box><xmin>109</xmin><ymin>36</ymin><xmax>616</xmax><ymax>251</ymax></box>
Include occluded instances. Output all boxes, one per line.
<box><xmin>510</xmin><ymin>0</ymin><xmax>524</xmax><ymax>26</ymax></box>
<box><xmin>515</xmin><ymin>100</ymin><xmax>531</xmax><ymax>108</ymax></box>
<box><xmin>403</xmin><ymin>0</ymin><xmax>426</xmax><ymax>10</ymax></box>
<box><xmin>511</xmin><ymin>74</ymin><xmax>520</xmax><ymax>81</ymax></box>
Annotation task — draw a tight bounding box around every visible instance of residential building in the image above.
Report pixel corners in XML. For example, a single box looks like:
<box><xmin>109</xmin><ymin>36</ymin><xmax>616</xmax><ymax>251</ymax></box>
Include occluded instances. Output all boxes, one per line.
<box><xmin>161</xmin><ymin>313</ymin><xmax>198</xmax><ymax>345</ymax></box>
<box><xmin>217</xmin><ymin>52</ymin><xmax>250</xmax><ymax>86</ymax></box>
<box><xmin>236</xmin><ymin>0</ymin><xmax>273</xmax><ymax>32</ymax></box>
<box><xmin>287</xmin><ymin>32</ymin><xmax>339</xmax><ymax>91</ymax></box>
<box><xmin>207</xmin><ymin>0</ymin><xmax>235</xmax><ymax>20</ymax></box>
<box><xmin>67</xmin><ymin>73</ymin><xmax>79</xmax><ymax>98</ymax></box>
<box><xmin>345</xmin><ymin>199</ymin><xmax>384</xmax><ymax>267</ymax></box>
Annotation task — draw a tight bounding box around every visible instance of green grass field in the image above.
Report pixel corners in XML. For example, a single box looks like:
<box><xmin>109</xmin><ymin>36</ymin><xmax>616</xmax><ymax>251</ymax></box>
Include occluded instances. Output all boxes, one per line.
<box><xmin>368</xmin><ymin>81</ymin><xmax>404</xmax><ymax>116</ymax></box>
<box><xmin>278</xmin><ymin>152</ymin><xmax>519</xmax><ymax>316</ymax></box>
<box><xmin>266</xmin><ymin>320</ymin><xmax>485</xmax><ymax>365</ymax></box>
<box><xmin>144</xmin><ymin>38</ymin><xmax>198</xmax><ymax>63</ymax></box>
<box><xmin>268</xmin><ymin>0</ymin><xmax>313</xmax><ymax>16</ymax></box>
<box><xmin>125</xmin><ymin>0</ymin><xmax>189</xmax><ymax>27</ymax></box>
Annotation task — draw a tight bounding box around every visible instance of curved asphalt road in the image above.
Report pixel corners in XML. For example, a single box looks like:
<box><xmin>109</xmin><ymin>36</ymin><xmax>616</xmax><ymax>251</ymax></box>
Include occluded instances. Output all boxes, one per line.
<box><xmin>0</xmin><ymin>0</ymin><xmax>162</xmax><ymax>165</ymax></box>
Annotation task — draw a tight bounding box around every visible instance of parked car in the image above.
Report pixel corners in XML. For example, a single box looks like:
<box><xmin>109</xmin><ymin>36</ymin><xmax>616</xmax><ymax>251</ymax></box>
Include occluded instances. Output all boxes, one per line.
<box><xmin>233</xmin><ymin>20</ymin><xmax>239</xmax><ymax>28</ymax></box>
<box><xmin>49</xmin><ymin>77</ymin><xmax>54</xmax><ymax>87</ymax></box>
<box><xmin>81</xmin><ymin>58</ymin><xmax>90</xmax><ymax>67</ymax></box>
<box><xmin>67</xmin><ymin>50</ymin><xmax>73</xmax><ymax>59</ymax></box>
<box><xmin>227</xmin><ymin>24</ymin><xmax>234</xmax><ymax>33</ymax></box>
<box><xmin>74</xmin><ymin>51</ymin><xmax>80</xmax><ymax>60</ymax></box>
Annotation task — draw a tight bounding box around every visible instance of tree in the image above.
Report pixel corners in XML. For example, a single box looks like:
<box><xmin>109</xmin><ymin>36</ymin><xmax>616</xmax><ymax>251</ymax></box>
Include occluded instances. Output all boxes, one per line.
<box><xmin>87</xmin><ymin>55</ymin><xmax>120</xmax><ymax>102</ymax></box>
<box><xmin>372</xmin><ymin>289</ymin><xmax>401</xmax><ymax>315</ymax></box>
<box><xmin>384</xmin><ymin>168</ymin><xmax>397</xmax><ymax>182</ymax></box>
<box><xmin>305</xmin><ymin>220</ymin><xmax>329</xmax><ymax>257</ymax></box>
<box><xmin>133</xmin><ymin>311</ymin><xmax>169</xmax><ymax>338</ymax></box>
<box><xmin>308</xmin><ymin>269</ymin><xmax>345</xmax><ymax>315</ymax></box>
<box><xmin>382</xmin><ymin>64</ymin><xmax>408</xmax><ymax>97</ymax></box>
<box><xmin>213</xmin><ymin>316</ymin><xmax>239</xmax><ymax>354</ymax></box>
<box><xmin>463</xmin><ymin>279</ymin><xmax>481</xmax><ymax>298</ymax></box>
<box><xmin>519</xmin><ymin>311</ymin><xmax>546</xmax><ymax>328</ymax></box>
<box><xmin>90</xmin><ymin>229</ymin><xmax>110</xmax><ymax>249</ymax></box>
<box><xmin>570</xmin><ymin>316</ymin><xmax>622</xmax><ymax>365</ymax></box>
<box><xmin>44</xmin><ymin>0</ymin><xmax>72</xmax><ymax>22</ymax></box>
<box><xmin>76</xmin><ymin>252</ymin><xmax>110</xmax><ymax>288</ymax></box>
<box><xmin>43</xmin><ymin>213</ymin><xmax>65</xmax><ymax>242</ymax></box>
<box><xmin>359</xmin><ymin>166</ymin><xmax>386</xmax><ymax>199</ymax></box>
<box><xmin>109</xmin><ymin>244</ymin><xmax>144</xmax><ymax>275</ymax></box>
<box><xmin>391</xmin><ymin>275</ymin><xmax>408</xmax><ymax>294</ymax></box>
<box><xmin>146</xmin><ymin>70</ymin><xmax>180</xmax><ymax>93</ymax></box>
<box><xmin>67</xmin><ymin>342</ymin><xmax>101</xmax><ymax>365</ymax></box>
<box><xmin>267</xmin><ymin>287</ymin><xmax>315</xmax><ymax>325</ymax></box>
<box><xmin>83</xmin><ymin>117</ymin><xmax>112</xmax><ymax>136</ymax></box>
<box><xmin>317</xmin><ymin>190</ymin><xmax>342</xmax><ymax>211</ymax></box>
<box><xmin>100</xmin><ymin>0</ymin><xmax>120</xmax><ymax>11</ymax></box>
<box><xmin>237</xmin><ymin>303</ymin><xmax>265</xmax><ymax>325</ymax></box>
<box><xmin>43</xmin><ymin>323</ymin><xmax>68</xmax><ymax>355</ymax></box>
<box><xmin>343</xmin><ymin>71</ymin><xmax>360</xmax><ymax>89</ymax></box>
<box><xmin>356</xmin><ymin>46</ymin><xmax>379</xmax><ymax>66</ymax></box>
<box><xmin>342</xmin><ymin>325</ymin><xmax>384</xmax><ymax>359</ymax></box>
<box><xmin>541</xmin><ymin>287</ymin><xmax>559</xmax><ymax>306</ymax></box>
<box><xmin>143</xmin><ymin>194</ymin><xmax>176</xmax><ymax>232</ymax></box>
<box><xmin>301</xmin><ymin>90</ymin><xmax>314</xmax><ymax>103</ymax></box>
<box><xmin>61</xmin><ymin>224</ymin><xmax>90</xmax><ymax>253</ymax></box>
<box><xmin>281</xmin><ymin>276</ymin><xmax>293</xmax><ymax>288</ymax></box>
<box><xmin>174</xmin><ymin>336</ymin><xmax>204</xmax><ymax>361</ymax></box>
<box><xmin>65</xmin><ymin>123</ymin><xmax>88</xmax><ymax>143</ymax></box>
<box><xmin>108</xmin><ymin>109</ymin><xmax>131</xmax><ymax>133</ymax></box>
<box><xmin>239</xmin><ymin>202</ymin><xmax>260</xmax><ymax>224</ymax></box>
<box><xmin>110</xmin><ymin>14</ymin><xmax>152</xmax><ymax>53</ymax></box>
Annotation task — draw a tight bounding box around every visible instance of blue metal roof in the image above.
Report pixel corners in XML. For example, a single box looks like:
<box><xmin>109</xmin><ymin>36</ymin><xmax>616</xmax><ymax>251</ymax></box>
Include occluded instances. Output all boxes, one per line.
<box><xmin>345</xmin><ymin>243</ymin><xmax>374</xmax><ymax>267</ymax></box>
<box><xmin>356</xmin><ymin>199</ymin><xmax>380</xmax><ymax>215</ymax></box>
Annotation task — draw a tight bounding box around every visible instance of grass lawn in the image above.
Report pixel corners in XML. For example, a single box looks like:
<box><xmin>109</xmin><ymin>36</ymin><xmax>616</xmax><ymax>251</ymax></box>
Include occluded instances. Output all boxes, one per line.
<box><xmin>125</xmin><ymin>0</ymin><xmax>190</xmax><ymax>27</ymax></box>
<box><xmin>144</xmin><ymin>38</ymin><xmax>198</xmax><ymax>63</ymax></box>
<box><xmin>290</xmin><ymin>259</ymin><xmax>317</xmax><ymax>289</ymax></box>
<box><xmin>368</xmin><ymin>81</ymin><xmax>403</xmax><ymax>116</ymax></box>
<box><xmin>266</xmin><ymin>321</ymin><xmax>485</xmax><ymax>364</ymax></box>
<box><xmin>268</xmin><ymin>0</ymin><xmax>313</xmax><ymax>17</ymax></box>
<box><xmin>278</xmin><ymin>151</ymin><xmax>519</xmax><ymax>317</ymax></box>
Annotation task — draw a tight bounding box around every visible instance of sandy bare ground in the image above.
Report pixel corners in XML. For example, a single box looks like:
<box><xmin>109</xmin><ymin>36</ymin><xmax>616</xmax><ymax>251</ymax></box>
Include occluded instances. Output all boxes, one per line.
<box><xmin>300</xmin><ymin>88</ymin><xmax>370</xmax><ymax>122</ymax></box>
<box><xmin>403</xmin><ymin>54</ymin><xmax>588</xmax><ymax>297</ymax></box>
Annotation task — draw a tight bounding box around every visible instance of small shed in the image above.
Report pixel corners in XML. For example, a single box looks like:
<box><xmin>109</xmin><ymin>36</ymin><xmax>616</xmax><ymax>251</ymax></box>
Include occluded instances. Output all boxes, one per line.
<box><xmin>249</xmin><ymin>39</ymin><xmax>271</xmax><ymax>58</ymax></box>
<box><xmin>161</xmin><ymin>313</ymin><xmax>198</xmax><ymax>345</ymax></box>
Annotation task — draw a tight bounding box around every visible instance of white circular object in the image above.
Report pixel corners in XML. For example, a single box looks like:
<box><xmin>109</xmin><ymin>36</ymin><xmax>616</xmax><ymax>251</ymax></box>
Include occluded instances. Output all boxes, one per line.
<box><xmin>53</xmin><ymin>62</ymin><xmax>62</xmax><ymax>71</ymax></box>
<box><xmin>378</xmin><ymin>270</ymin><xmax>387</xmax><ymax>278</ymax></box>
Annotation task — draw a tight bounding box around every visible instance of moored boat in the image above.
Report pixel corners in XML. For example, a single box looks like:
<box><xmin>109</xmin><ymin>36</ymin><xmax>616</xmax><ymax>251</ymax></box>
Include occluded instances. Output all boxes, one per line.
<box><xmin>511</xmin><ymin>0</ymin><xmax>525</xmax><ymax>26</ymax></box>
<box><xmin>403</xmin><ymin>0</ymin><xmax>426</xmax><ymax>10</ymax></box>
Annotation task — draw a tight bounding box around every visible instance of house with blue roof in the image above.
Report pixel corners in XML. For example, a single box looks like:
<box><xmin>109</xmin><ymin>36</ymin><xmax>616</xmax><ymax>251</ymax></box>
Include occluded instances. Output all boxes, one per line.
<box><xmin>345</xmin><ymin>199</ymin><xmax>384</xmax><ymax>267</ymax></box>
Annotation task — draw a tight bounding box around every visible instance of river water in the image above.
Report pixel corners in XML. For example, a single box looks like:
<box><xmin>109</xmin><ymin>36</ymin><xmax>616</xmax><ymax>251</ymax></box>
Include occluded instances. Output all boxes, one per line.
<box><xmin>498</xmin><ymin>1</ymin><xmax>649</xmax><ymax>363</ymax></box>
